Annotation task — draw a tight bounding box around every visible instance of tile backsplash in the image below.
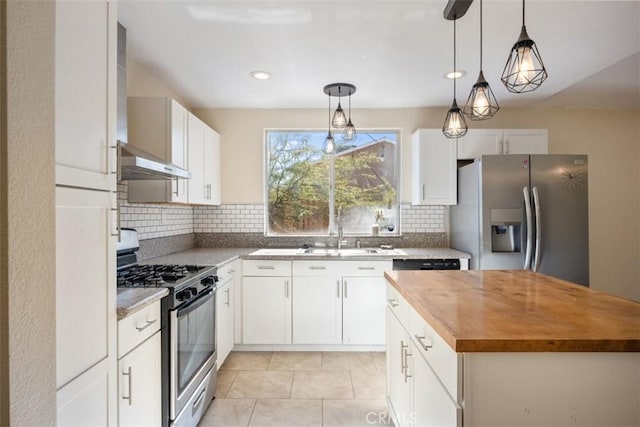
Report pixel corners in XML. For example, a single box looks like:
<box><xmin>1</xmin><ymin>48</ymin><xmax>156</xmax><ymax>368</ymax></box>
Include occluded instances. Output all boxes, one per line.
<box><xmin>119</xmin><ymin>181</ymin><xmax>446</xmax><ymax>240</ymax></box>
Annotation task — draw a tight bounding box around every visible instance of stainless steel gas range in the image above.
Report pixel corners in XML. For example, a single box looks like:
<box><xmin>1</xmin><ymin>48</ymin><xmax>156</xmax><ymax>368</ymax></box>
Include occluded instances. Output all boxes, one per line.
<box><xmin>117</xmin><ymin>229</ymin><xmax>218</xmax><ymax>427</ymax></box>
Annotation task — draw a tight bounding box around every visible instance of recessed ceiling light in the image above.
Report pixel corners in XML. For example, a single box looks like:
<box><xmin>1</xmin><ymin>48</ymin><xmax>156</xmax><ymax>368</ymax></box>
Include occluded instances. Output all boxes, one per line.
<box><xmin>250</xmin><ymin>71</ymin><xmax>272</xmax><ymax>80</ymax></box>
<box><xmin>444</xmin><ymin>70</ymin><xmax>467</xmax><ymax>79</ymax></box>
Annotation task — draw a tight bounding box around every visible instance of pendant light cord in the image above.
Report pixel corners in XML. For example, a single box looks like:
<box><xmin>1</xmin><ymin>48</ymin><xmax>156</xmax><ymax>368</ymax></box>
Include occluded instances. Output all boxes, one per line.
<box><xmin>453</xmin><ymin>17</ymin><xmax>457</xmax><ymax>97</ymax></box>
<box><xmin>479</xmin><ymin>0</ymin><xmax>483</xmax><ymax>70</ymax></box>
<box><xmin>522</xmin><ymin>0</ymin><xmax>525</xmax><ymax>27</ymax></box>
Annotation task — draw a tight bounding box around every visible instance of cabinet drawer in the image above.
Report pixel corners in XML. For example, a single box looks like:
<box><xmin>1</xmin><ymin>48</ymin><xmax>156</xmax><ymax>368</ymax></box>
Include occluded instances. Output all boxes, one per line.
<box><xmin>243</xmin><ymin>260</ymin><xmax>291</xmax><ymax>276</ymax></box>
<box><xmin>292</xmin><ymin>261</ymin><xmax>340</xmax><ymax>277</ymax></box>
<box><xmin>218</xmin><ymin>259</ymin><xmax>239</xmax><ymax>284</ymax></box>
<box><xmin>409</xmin><ymin>306</ymin><xmax>461</xmax><ymax>401</ymax></box>
<box><xmin>118</xmin><ymin>300</ymin><xmax>161</xmax><ymax>358</ymax></box>
<box><xmin>386</xmin><ymin>283</ymin><xmax>410</xmax><ymax>327</ymax></box>
<box><xmin>340</xmin><ymin>260</ymin><xmax>392</xmax><ymax>277</ymax></box>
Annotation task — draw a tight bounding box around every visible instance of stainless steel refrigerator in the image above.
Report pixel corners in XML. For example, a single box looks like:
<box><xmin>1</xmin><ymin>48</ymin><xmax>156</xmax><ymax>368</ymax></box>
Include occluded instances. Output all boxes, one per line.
<box><xmin>450</xmin><ymin>154</ymin><xmax>589</xmax><ymax>285</ymax></box>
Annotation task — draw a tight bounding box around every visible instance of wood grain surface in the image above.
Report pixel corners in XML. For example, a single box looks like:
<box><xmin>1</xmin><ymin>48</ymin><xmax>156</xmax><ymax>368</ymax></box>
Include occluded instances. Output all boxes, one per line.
<box><xmin>384</xmin><ymin>270</ymin><xmax>640</xmax><ymax>352</ymax></box>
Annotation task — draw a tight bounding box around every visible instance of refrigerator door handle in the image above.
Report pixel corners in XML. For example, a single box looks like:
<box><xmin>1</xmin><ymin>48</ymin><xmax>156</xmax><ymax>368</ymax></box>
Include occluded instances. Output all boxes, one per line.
<box><xmin>532</xmin><ymin>186</ymin><xmax>542</xmax><ymax>272</ymax></box>
<box><xmin>523</xmin><ymin>186</ymin><xmax>533</xmax><ymax>270</ymax></box>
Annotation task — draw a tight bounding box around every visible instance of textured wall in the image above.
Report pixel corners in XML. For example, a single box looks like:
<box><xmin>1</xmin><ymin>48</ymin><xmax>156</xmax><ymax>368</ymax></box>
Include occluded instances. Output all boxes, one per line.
<box><xmin>3</xmin><ymin>2</ymin><xmax>56</xmax><ymax>425</ymax></box>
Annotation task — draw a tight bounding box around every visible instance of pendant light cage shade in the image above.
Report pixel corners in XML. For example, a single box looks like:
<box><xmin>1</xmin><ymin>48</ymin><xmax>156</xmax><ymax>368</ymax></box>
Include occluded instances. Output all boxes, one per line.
<box><xmin>344</xmin><ymin>119</ymin><xmax>357</xmax><ymax>141</ymax></box>
<box><xmin>463</xmin><ymin>72</ymin><xmax>500</xmax><ymax>120</ymax></box>
<box><xmin>323</xmin><ymin>131</ymin><xmax>335</xmax><ymax>154</ymax></box>
<box><xmin>501</xmin><ymin>33</ymin><xmax>547</xmax><ymax>93</ymax></box>
<box><xmin>443</xmin><ymin>100</ymin><xmax>468</xmax><ymax>139</ymax></box>
<box><xmin>332</xmin><ymin>102</ymin><xmax>348</xmax><ymax>128</ymax></box>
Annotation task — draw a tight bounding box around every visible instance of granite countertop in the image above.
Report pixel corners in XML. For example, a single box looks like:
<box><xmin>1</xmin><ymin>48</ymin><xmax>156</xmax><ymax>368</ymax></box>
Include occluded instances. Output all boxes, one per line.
<box><xmin>117</xmin><ymin>287</ymin><xmax>168</xmax><ymax>320</ymax></box>
<box><xmin>385</xmin><ymin>269</ymin><xmax>640</xmax><ymax>353</ymax></box>
<box><xmin>117</xmin><ymin>246</ymin><xmax>470</xmax><ymax>320</ymax></box>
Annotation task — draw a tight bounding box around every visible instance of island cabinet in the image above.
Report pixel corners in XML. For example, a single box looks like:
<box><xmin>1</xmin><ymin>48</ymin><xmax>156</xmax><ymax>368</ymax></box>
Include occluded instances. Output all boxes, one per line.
<box><xmin>385</xmin><ymin>270</ymin><xmax>640</xmax><ymax>427</ymax></box>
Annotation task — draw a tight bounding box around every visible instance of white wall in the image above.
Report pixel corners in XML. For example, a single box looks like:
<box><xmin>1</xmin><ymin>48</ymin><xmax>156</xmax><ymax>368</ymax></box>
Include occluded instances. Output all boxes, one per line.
<box><xmin>1</xmin><ymin>2</ymin><xmax>57</xmax><ymax>425</ymax></box>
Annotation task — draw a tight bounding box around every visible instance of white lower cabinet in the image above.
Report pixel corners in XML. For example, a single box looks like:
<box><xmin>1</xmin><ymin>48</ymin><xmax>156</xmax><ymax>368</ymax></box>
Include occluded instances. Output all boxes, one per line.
<box><xmin>342</xmin><ymin>276</ymin><xmax>386</xmax><ymax>345</ymax></box>
<box><xmin>293</xmin><ymin>275</ymin><xmax>342</xmax><ymax>344</ymax></box>
<box><xmin>117</xmin><ymin>301</ymin><xmax>162</xmax><ymax>427</ymax></box>
<box><xmin>217</xmin><ymin>260</ymin><xmax>238</xmax><ymax>365</ymax></box>
<box><xmin>242</xmin><ymin>260</ymin><xmax>292</xmax><ymax>344</ymax></box>
<box><xmin>117</xmin><ymin>332</ymin><xmax>161</xmax><ymax>427</ymax></box>
<box><xmin>386</xmin><ymin>282</ymin><xmax>461</xmax><ymax>427</ymax></box>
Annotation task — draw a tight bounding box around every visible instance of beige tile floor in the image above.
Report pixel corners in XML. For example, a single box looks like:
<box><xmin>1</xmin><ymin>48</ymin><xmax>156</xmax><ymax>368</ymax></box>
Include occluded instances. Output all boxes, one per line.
<box><xmin>198</xmin><ymin>351</ymin><xmax>391</xmax><ymax>427</ymax></box>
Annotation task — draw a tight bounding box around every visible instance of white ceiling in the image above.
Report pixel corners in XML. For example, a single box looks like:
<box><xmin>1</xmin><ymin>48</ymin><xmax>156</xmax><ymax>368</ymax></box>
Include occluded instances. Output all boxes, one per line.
<box><xmin>118</xmin><ymin>1</ymin><xmax>640</xmax><ymax>110</ymax></box>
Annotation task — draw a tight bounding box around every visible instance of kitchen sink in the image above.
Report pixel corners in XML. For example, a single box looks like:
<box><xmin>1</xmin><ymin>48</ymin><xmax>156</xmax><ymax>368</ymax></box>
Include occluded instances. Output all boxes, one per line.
<box><xmin>249</xmin><ymin>247</ymin><xmax>407</xmax><ymax>257</ymax></box>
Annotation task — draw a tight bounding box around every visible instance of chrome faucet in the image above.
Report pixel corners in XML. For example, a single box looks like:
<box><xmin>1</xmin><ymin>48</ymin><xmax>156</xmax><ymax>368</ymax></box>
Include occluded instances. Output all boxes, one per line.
<box><xmin>337</xmin><ymin>207</ymin><xmax>347</xmax><ymax>249</ymax></box>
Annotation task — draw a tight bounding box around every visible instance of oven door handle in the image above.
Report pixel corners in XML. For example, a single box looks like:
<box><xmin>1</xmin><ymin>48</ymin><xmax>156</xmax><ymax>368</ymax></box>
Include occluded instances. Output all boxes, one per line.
<box><xmin>176</xmin><ymin>288</ymin><xmax>214</xmax><ymax>317</ymax></box>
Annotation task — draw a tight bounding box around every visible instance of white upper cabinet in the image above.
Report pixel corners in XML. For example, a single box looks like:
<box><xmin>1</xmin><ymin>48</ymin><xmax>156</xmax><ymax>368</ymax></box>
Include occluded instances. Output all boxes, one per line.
<box><xmin>188</xmin><ymin>114</ymin><xmax>221</xmax><ymax>205</ymax></box>
<box><xmin>457</xmin><ymin>129</ymin><xmax>548</xmax><ymax>159</ymax></box>
<box><xmin>126</xmin><ymin>97</ymin><xmax>189</xmax><ymax>203</ymax></box>
<box><xmin>411</xmin><ymin>129</ymin><xmax>457</xmax><ymax>205</ymax></box>
<box><xmin>55</xmin><ymin>0</ymin><xmax>116</xmax><ymax>192</ymax></box>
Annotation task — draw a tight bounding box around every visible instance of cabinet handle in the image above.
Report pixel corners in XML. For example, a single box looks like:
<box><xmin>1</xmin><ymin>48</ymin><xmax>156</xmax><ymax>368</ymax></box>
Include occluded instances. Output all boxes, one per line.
<box><xmin>192</xmin><ymin>386</ymin><xmax>207</xmax><ymax>410</ymax></box>
<box><xmin>229</xmin><ymin>269</ymin><xmax>235</xmax><ymax>274</ymax></box>
<box><xmin>108</xmin><ymin>143</ymin><xmax>119</xmax><ymax>177</ymax></box>
<box><xmin>387</xmin><ymin>298</ymin><xmax>399</xmax><ymax>308</ymax></box>
<box><xmin>110</xmin><ymin>191</ymin><xmax>120</xmax><ymax>241</ymax></box>
<box><xmin>403</xmin><ymin>348</ymin><xmax>413</xmax><ymax>383</ymax></box>
<box><xmin>309</xmin><ymin>266</ymin><xmax>326</xmax><ymax>270</ymax></box>
<box><xmin>414</xmin><ymin>334</ymin><xmax>433</xmax><ymax>351</ymax></box>
<box><xmin>257</xmin><ymin>266</ymin><xmax>275</xmax><ymax>270</ymax></box>
<box><xmin>285</xmin><ymin>280</ymin><xmax>289</xmax><ymax>298</ymax></box>
<box><xmin>422</xmin><ymin>183</ymin><xmax>425</xmax><ymax>200</ymax></box>
<box><xmin>504</xmin><ymin>139</ymin><xmax>509</xmax><ymax>154</ymax></box>
<box><xmin>135</xmin><ymin>318</ymin><xmax>157</xmax><ymax>332</ymax></box>
<box><xmin>337</xmin><ymin>280</ymin><xmax>341</xmax><ymax>298</ymax></box>
<box><xmin>357</xmin><ymin>266</ymin><xmax>375</xmax><ymax>270</ymax></box>
<box><xmin>497</xmin><ymin>139</ymin><xmax>502</xmax><ymax>154</ymax></box>
<box><xmin>400</xmin><ymin>340</ymin><xmax>408</xmax><ymax>374</ymax></box>
<box><xmin>225</xmin><ymin>289</ymin><xmax>230</xmax><ymax>306</ymax></box>
<box><xmin>173</xmin><ymin>177</ymin><xmax>179</xmax><ymax>197</ymax></box>
<box><xmin>122</xmin><ymin>366</ymin><xmax>132</xmax><ymax>406</ymax></box>
<box><xmin>343</xmin><ymin>280</ymin><xmax>348</xmax><ymax>299</ymax></box>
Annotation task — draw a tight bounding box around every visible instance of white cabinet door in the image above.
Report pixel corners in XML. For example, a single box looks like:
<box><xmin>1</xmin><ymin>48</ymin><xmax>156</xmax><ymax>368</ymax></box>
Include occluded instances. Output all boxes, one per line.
<box><xmin>342</xmin><ymin>277</ymin><xmax>386</xmax><ymax>345</ymax></box>
<box><xmin>216</xmin><ymin>278</ymin><xmax>235</xmax><ymax>365</ymax></box>
<box><xmin>411</xmin><ymin>129</ymin><xmax>457</xmax><ymax>205</ymax></box>
<box><xmin>242</xmin><ymin>277</ymin><xmax>292</xmax><ymax>344</ymax></box>
<box><xmin>204</xmin><ymin>126</ymin><xmax>221</xmax><ymax>205</ymax></box>
<box><xmin>413</xmin><ymin>350</ymin><xmax>462</xmax><ymax>427</ymax></box>
<box><xmin>55</xmin><ymin>0</ymin><xmax>116</xmax><ymax>191</ymax></box>
<box><xmin>127</xmin><ymin>97</ymin><xmax>189</xmax><ymax>203</ymax></box>
<box><xmin>57</xmin><ymin>359</ymin><xmax>110</xmax><ymax>427</ymax></box>
<box><xmin>502</xmin><ymin>129</ymin><xmax>548</xmax><ymax>155</ymax></box>
<box><xmin>118</xmin><ymin>332</ymin><xmax>162</xmax><ymax>427</ymax></box>
<box><xmin>457</xmin><ymin>129</ymin><xmax>502</xmax><ymax>159</ymax></box>
<box><xmin>56</xmin><ymin>186</ymin><xmax>115</xmax><ymax>388</ymax></box>
<box><xmin>187</xmin><ymin>114</ymin><xmax>206</xmax><ymax>205</ymax></box>
<box><xmin>386</xmin><ymin>307</ymin><xmax>413</xmax><ymax>427</ymax></box>
<box><xmin>292</xmin><ymin>277</ymin><xmax>342</xmax><ymax>344</ymax></box>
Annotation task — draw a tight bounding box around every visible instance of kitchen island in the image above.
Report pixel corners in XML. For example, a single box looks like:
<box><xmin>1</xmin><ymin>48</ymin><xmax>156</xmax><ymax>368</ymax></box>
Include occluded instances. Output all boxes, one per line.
<box><xmin>384</xmin><ymin>270</ymin><xmax>640</xmax><ymax>427</ymax></box>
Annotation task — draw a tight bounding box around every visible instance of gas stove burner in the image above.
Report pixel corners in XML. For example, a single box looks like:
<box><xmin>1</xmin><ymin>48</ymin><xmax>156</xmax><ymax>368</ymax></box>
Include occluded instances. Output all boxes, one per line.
<box><xmin>116</xmin><ymin>263</ymin><xmax>211</xmax><ymax>289</ymax></box>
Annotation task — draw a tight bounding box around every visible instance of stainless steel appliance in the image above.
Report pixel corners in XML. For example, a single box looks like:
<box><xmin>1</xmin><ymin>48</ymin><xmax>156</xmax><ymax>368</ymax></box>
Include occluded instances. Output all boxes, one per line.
<box><xmin>392</xmin><ymin>259</ymin><xmax>461</xmax><ymax>270</ymax></box>
<box><xmin>450</xmin><ymin>155</ymin><xmax>589</xmax><ymax>285</ymax></box>
<box><xmin>117</xmin><ymin>229</ymin><xmax>218</xmax><ymax>427</ymax></box>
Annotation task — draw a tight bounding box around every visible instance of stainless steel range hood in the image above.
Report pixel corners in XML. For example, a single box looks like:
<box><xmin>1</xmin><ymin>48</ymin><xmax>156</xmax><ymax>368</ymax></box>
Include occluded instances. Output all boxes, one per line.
<box><xmin>116</xmin><ymin>23</ymin><xmax>190</xmax><ymax>181</ymax></box>
<box><xmin>119</xmin><ymin>142</ymin><xmax>191</xmax><ymax>180</ymax></box>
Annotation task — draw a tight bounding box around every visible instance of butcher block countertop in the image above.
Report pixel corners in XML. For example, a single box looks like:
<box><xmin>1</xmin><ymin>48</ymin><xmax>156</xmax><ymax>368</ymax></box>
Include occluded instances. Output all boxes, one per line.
<box><xmin>384</xmin><ymin>269</ymin><xmax>640</xmax><ymax>353</ymax></box>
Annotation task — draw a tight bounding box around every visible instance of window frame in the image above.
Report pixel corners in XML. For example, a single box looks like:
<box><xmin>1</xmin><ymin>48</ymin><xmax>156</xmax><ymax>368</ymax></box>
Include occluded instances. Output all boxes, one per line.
<box><xmin>263</xmin><ymin>127</ymin><xmax>402</xmax><ymax>237</ymax></box>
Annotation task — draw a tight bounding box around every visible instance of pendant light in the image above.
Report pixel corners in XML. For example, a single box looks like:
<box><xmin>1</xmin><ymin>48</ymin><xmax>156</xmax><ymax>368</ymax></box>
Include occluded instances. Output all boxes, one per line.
<box><xmin>463</xmin><ymin>0</ymin><xmax>499</xmax><ymax>120</ymax></box>
<box><xmin>323</xmin><ymin>91</ymin><xmax>335</xmax><ymax>154</ymax></box>
<box><xmin>500</xmin><ymin>0</ymin><xmax>548</xmax><ymax>93</ymax></box>
<box><xmin>331</xmin><ymin>86</ymin><xmax>348</xmax><ymax>128</ymax></box>
<box><xmin>344</xmin><ymin>91</ymin><xmax>357</xmax><ymax>141</ymax></box>
<box><xmin>443</xmin><ymin>16</ymin><xmax>468</xmax><ymax>139</ymax></box>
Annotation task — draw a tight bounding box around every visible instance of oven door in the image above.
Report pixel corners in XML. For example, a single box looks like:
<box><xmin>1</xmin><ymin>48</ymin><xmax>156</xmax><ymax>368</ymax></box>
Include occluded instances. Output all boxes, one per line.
<box><xmin>169</xmin><ymin>288</ymin><xmax>217</xmax><ymax>420</ymax></box>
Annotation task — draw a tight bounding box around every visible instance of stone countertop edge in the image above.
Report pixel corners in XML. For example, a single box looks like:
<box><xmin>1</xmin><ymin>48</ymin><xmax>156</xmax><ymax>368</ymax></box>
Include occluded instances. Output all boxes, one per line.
<box><xmin>117</xmin><ymin>288</ymin><xmax>168</xmax><ymax>321</ymax></box>
<box><xmin>239</xmin><ymin>247</ymin><xmax>471</xmax><ymax>260</ymax></box>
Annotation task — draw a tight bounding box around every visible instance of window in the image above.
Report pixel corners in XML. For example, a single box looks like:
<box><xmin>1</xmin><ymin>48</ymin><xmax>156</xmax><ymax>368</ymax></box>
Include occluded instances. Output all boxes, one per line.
<box><xmin>266</xmin><ymin>130</ymin><xmax>399</xmax><ymax>236</ymax></box>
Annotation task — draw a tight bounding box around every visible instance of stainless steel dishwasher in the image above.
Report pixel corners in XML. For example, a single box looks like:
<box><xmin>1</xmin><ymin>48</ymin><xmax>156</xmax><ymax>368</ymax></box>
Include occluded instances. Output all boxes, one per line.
<box><xmin>392</xmin><ymin>259</ymin><xmax>461</xmax><ymax>270</ymax></box>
